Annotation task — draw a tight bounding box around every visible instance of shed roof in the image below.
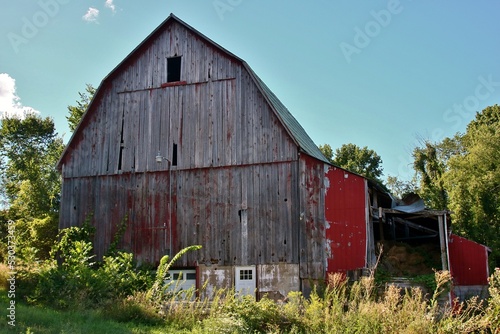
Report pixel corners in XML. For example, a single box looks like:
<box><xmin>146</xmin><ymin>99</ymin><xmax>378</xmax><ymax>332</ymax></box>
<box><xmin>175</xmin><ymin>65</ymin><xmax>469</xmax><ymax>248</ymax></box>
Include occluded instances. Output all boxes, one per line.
<box><xmin>58</xmin><ymin>13</ymin><xmax>329</xmax><ymax>168</ymax></box>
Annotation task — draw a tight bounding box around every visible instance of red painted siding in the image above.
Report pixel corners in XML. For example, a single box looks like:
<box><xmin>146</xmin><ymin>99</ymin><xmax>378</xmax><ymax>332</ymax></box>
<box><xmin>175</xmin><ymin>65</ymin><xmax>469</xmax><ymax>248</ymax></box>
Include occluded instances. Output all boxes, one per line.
<box><xmin>325</xmin><ymin>167</ymin><xmax>367</xmax><ymax>273</ymax></box>
<box><xmin>448</xmin><ymin>234</ymin><xmax>489</xmax><ymax>286</ymax></box>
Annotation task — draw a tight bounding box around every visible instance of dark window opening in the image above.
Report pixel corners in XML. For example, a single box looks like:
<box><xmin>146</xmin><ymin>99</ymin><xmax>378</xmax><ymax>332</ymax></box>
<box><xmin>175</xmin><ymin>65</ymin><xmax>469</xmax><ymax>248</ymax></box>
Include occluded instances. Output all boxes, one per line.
<box><xmin>118</xmin><ymin>111</ymin><xmax>125</xmax><ymax>171</ymax></box>
<box><xmin>167</xmin><ymin>56</ymin><xmax>182</xmax><ymax>82</ymax></box>
<box><xmin>172</xmin><ymin>273</ymin><xmax>196</xmax><ymax>280</ymax></box>
<box><xmin>172</xmin><ymin>143</ymin><xmax>178</xmax><ymax>166</ymax></box>
<box><xmin>118</xmin><ymin>147</ymin><xmax>123</xmax><ymax>171</ymax></box>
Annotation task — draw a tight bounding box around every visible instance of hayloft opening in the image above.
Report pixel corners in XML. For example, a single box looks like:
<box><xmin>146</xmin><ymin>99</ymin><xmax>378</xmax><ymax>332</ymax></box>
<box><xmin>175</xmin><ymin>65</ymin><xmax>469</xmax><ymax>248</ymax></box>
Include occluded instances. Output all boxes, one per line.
<box><xmin>167</xmin><ymin>56</ymin><xmax>182</xmax><ymax>82</ymax></box>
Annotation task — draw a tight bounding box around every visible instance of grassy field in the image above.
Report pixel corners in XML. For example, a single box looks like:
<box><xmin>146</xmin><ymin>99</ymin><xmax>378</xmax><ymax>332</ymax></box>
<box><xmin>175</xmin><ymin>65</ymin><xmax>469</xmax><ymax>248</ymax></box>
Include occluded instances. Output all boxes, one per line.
<box><xmin>0</xmin><ymin>288</ymin><xmax>185</xmax><ymax>334</ymax></box>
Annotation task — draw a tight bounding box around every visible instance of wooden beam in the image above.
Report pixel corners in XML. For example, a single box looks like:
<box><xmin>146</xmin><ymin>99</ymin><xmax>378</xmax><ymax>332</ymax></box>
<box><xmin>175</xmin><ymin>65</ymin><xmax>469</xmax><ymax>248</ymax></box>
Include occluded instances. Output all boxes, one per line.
<box><xmin>438</xmin><ymin>215</ymin><xmax>449</xmax><ymax>271</ymax></box>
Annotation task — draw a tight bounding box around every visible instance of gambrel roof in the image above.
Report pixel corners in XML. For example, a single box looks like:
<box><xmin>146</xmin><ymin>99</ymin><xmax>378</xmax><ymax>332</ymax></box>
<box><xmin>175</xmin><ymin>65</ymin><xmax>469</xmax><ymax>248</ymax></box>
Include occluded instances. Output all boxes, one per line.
<box><xmin>58</xmin><ymin>13</ymin><xmax>328</xmax><ymax>168</ymax></box>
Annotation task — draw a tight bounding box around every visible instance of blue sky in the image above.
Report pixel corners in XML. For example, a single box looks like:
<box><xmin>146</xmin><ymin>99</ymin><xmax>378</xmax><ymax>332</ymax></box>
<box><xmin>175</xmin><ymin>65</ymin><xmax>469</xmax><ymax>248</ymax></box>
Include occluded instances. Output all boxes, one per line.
<box><xmin>1</xmin><ymin>1</ymin><xmax>499</xmax><ymax>181</ymax></box>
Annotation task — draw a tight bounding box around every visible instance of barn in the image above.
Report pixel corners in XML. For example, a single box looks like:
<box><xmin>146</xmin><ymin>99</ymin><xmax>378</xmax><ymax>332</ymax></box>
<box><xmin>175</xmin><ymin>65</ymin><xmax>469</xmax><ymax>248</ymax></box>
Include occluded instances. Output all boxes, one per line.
<box><xmin>57</xmin><ymin>14</ymin><xmax>490</xmax><ymax>300</ymax></box>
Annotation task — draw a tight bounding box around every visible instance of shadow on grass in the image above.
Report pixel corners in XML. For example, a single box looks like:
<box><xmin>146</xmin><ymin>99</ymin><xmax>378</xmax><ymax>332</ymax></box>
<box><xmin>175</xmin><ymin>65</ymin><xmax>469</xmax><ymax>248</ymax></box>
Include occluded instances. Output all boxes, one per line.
<box><xmin>0</xmin><ymin>287</ymin><xmax>184</xmax><ymax>334</ymax></box>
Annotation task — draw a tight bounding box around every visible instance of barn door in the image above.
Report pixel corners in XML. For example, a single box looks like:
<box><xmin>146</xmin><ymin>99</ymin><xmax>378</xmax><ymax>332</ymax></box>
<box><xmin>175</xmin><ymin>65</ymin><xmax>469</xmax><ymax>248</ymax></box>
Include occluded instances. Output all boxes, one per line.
<box><xmin>235</xmin><ymin>266</ymin><xmax>256</xmax><ymax>297</ymax></box>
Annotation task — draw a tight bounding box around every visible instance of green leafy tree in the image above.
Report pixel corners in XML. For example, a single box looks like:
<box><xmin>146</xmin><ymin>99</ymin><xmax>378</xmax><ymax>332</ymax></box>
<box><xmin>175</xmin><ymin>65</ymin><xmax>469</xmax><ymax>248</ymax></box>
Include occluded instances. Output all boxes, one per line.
<box><xmin>319</xmin><ymin>144</ymin><xmax>334</xmax><ymax>164</ymax></box>
<box><xmin>0</xmin><ymin>114</ymin><xmax>63</xmax><ymax>217</ymax></box>
<box><xmin>0</xmin><ymin>114</ymin><xmax>64</xmax><ymax>259</ymax></box>
<box><xmin>66</xmin><ymin>83</ymin><xmax>96</xmax><ymax>132</ymax></box>
<box><xmin>412</xmin><ymin>142</ymin><xmax>447</xmax><ymax>210</ymax></box>
<box><xmin>331</xmin><ymin>143</ymin><xmax>384</xmax><ymax>181</ymax></box>
<box><xmin>411</xmin><ymin>135</ymin><xmax>463</xmax><ymax>210</ymax></box>
<box><xmin>444</xmin><ymin>105</ymin><xmax>500</xmax><ymax>266</ymax></box>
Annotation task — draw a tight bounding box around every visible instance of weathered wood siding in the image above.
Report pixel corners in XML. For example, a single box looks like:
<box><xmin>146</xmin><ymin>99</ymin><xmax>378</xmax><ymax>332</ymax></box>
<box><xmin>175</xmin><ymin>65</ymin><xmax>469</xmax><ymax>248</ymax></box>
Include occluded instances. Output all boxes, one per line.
<box><xmin>298</xmin><ymin>155</ymin><xmax>327</xmax><ymax>280</ymax></box>
<box><xmin>61</xmin><ymin>23</ymin><xmax>298</xmax><ymax>176</ymax></box>
<box><xmin>59</xmin><ymin>20</ymin><xmax>302</xmax><ymax>265</ymax></box>
<box><xmin>60</xmin><ymin>161</ymin><xmax>300</xmax><ymax>265</ymax></box>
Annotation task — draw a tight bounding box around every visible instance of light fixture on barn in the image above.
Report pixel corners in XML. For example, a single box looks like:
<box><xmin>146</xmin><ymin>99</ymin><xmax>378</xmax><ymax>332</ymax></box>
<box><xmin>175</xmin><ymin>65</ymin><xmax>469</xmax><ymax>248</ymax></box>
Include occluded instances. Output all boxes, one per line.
<box><xmin>155</xmin><ymin>151</ymin><xmax>172</xmax><ymax>258</ymax></box>
<box><xmin>156</xmin><ymin>151</ymin><xmax>170</xmax><ymax>164</ymax></box>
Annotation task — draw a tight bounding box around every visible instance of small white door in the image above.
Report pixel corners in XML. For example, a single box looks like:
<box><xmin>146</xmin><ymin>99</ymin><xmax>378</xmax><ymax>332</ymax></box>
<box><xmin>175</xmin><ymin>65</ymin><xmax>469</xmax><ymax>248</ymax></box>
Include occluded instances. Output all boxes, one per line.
<box><xmin>235</xmin><ymin>266</ymin><xmax>256</xmax><ymax>297</ymax></box>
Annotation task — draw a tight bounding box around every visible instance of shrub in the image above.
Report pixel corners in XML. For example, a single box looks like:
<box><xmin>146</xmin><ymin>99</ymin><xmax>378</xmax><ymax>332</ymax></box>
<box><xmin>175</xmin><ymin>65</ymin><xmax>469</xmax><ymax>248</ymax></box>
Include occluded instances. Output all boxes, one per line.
<box><xmin>99</xmin><ymin>251</ymin><xmax>152</xmax><ymax>299</ymax></box>
<box><xmin>99</xmin><ymin>291</ymin><xmax>163</xmax><ymax>325</ymax></box>
<box><xmin>4</xmin><ymin>215</ymin><xmax>59</xmax><ymax>263</ymax></box>
<box><xmin>50</xmin><ymin>220</ymin><xmax>94</xmax><ymax>262</ymax></box>
<box><xmin>225</xmin><ymin>294</ymin><xmax>283</xmax><ymax>332</ymax></box>
<box><xmin>32</xmin><ymin>240</ymin><xmax>101</xmax><ymax>309</ymax></box>
<box><xmin>30</xmin><ymin>224</ymin><xmax>154</xmax><ymax>309</ymax></box>
<box><xmin>282</xmin><ymin>291</ymin><xmax>307</xmax><ymax>332</ymax></box>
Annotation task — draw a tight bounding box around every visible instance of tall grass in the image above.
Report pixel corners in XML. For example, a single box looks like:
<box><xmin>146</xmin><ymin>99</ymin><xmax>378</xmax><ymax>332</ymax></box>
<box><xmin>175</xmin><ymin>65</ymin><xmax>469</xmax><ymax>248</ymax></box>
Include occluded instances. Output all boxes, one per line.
<box><xmin>3</xmin><ymin>266</ymin><xmax>500</xmax><ymax>333</ymax></box>
<box><xmin>5</xmin><ymin>227</ymin><xmax>500</xmax><ymax>334</ymax></box>
<box><xmin>187</xmin><ymin>269</ymin><xmax>499</xmax><ymax>333</ymax></box>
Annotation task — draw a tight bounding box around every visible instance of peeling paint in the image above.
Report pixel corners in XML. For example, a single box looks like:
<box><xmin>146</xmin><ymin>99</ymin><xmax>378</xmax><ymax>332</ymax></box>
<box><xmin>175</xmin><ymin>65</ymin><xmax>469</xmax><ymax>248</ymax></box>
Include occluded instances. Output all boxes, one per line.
<box><xmin>258</xmin><ymin>264</ymin><xmax>300</xmax><ymax>300</ymax></box>
<box><xmin>199</xmin><ymin>265</ymin><xmax>232</xmax><ymax>299</ymax></box>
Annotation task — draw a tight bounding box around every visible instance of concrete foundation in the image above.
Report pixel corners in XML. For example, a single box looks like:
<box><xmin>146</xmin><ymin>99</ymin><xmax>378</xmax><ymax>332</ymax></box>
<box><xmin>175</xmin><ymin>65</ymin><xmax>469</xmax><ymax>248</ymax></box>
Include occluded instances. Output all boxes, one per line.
<box><xmin>258</xmin><ymin>264</ymin><xmax>300</xmax><ymax>301</ymax></box>
<box><xmin>197</xmin><ymin>263</ymin><xmax>301</xmax><ymax>300</ymax></box>
<box><xmin>453</xmin><ymin>285</ymin><xmax>489</xmax><ymax>301</ymax></box>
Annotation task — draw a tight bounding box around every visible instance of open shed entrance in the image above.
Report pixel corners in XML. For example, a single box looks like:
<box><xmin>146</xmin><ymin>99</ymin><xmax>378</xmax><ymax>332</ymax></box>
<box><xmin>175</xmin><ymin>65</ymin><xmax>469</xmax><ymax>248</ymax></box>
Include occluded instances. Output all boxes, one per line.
<box><xmin>370</xmin><ymin>194</ymin><xmax>449</xmax><ymax>293</ymax></box>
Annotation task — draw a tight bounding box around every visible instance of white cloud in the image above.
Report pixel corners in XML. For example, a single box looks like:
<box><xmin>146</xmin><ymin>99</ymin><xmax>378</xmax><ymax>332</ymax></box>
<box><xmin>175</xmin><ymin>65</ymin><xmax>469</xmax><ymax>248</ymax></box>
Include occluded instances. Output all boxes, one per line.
<box><xmin>0</xmin><ymin>73</ymin><xmax>39</xmax><ymax>119</ymax></box>
<box><xmin>105</xmin><ymin>0</ymin><xmax>116</xmax><ymax>13</ymax></box>
<box><xmin>83</xmin><ymin>7</ymin><xmax>100</xmax><ymax>23</ymax></box>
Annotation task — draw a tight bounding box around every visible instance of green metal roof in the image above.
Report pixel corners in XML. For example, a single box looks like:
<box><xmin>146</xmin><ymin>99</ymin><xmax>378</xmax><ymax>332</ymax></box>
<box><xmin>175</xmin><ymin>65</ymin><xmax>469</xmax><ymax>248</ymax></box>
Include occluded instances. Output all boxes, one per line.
<box><xmin>245</xmin><ymin>64</ymin><xmax>330</xmax><ymax>163</ymax></box>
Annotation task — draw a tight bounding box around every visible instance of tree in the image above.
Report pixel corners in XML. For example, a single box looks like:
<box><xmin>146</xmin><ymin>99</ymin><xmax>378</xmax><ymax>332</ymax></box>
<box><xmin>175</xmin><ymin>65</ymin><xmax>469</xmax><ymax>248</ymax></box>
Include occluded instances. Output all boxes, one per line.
<box><xmin>0</xmin><ymin>114</ymin><xmax>63</xmax><ymax>216</ymax></box>
<box><xmin>412</xmin><ymin>142</ymin><xmax>446</xmax><ymax>210</ymax></box>
<box><xmin>410</xmin><ymin>135</ymin><xmax>464</xmax><ymax>210</ymax></box>
<box><xmin>444</xmin><ymin>105</ymin><xmax>500</xmax><ymax>266</ymax></box>
<box><xmin>0</xmin><ymin>114</ymin><xmax>64</xmax><ymax>259</ymax></box>
<box><xmin>331</xmin><ymin>143</ymin><xmax>384</xmax><ymax>181</ymax></box>
<box><xmin>66</xmin><ymin>84</ymin><xmax>96</xmax><ymax>132</ymax></box>
<box><xmin>318</xmin><ymin>144</ymin><xmax>334</xmax><ymax>164</ymax></box>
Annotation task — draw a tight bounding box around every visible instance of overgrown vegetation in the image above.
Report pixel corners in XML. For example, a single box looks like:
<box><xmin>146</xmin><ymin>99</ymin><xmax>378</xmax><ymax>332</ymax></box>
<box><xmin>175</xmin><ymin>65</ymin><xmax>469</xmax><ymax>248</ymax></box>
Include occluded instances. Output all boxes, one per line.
<box><xmin>5</xmin><ymin>245</ymin><xmax>500</xmax><ymax>333</ymax></box>
<box><xmin>20</xmin><ymin>223</ymin><xmax>155</xmax><ymax>311</ymax></box>
<box><xmin>4</xmin><ymin>222</ymin><xmax>500</xmax><ymax>333</ymax></box>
